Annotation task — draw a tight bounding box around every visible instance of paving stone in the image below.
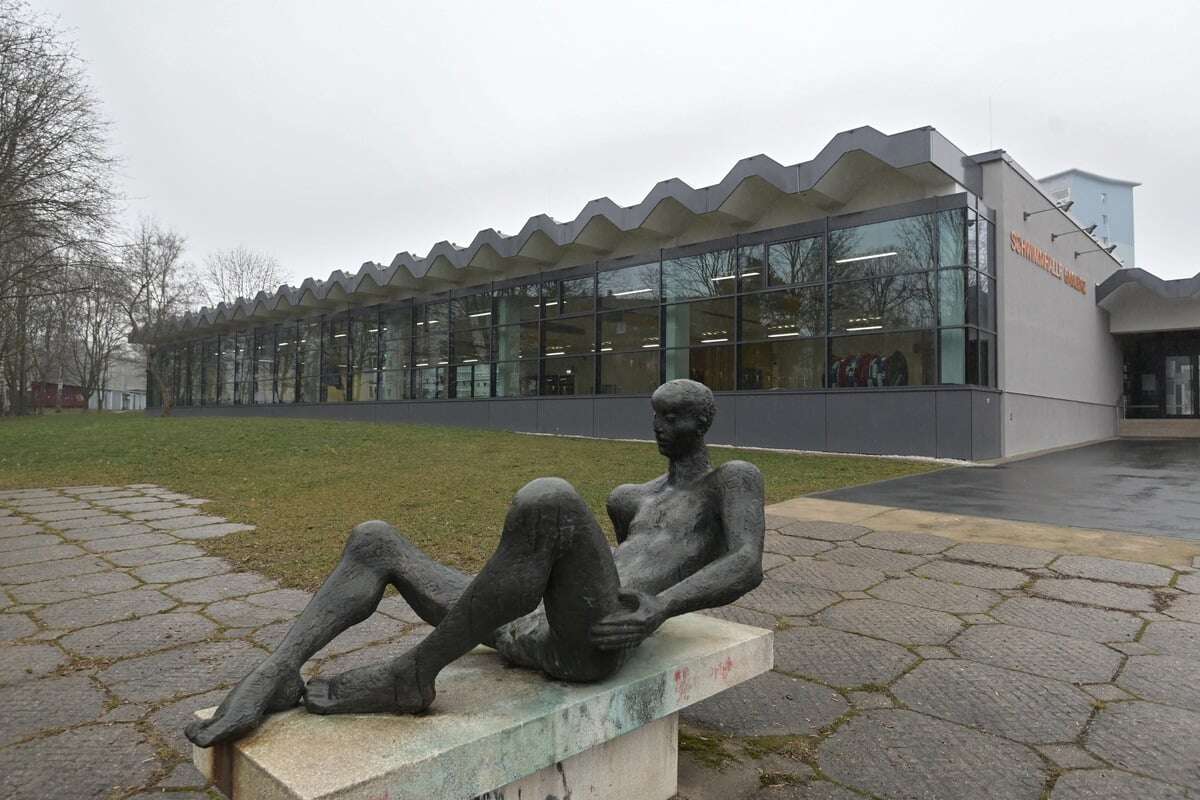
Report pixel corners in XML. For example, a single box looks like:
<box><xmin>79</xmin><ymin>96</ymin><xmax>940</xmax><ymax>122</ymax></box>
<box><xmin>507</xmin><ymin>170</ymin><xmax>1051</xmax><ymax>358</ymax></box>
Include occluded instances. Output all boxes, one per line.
<box><xmin>0</xmin><ymin>643</ymin><xmax>67</xmax><ymax>685</ymax></box>
<box><xmin>819</xmin><ymin>599</ymin><xmax>962</xmax><ymax>645</ymax></box>
<box><xmin>991</xmin><ymin>596</ymin><xmax>1143</xmax><ymax>643</ymax></box>
<box><xmin>893</xmin><ymin>659</ymin><xmax>1093</xmax><ymax>743</ymax></box>
<box><xmin>1050</xmin><ymin>555</ymin><xmax>1176</xmax><ymax>587</ymax></box>
<box><xmin>1050</xmin><ymin>770</ymin><xmax>1195</xmax><ymax>800</ymax></box>
<box><xmin>314</xmin><ymin>612</ymin><xmax>417</xmax><ymax>659</ymax></box>
<box><xmin>775</xmin><ymin>626</ymin><xmax>916</xmax><ymax>688</ymax></box>
<box><xmin>244</xmin><ymin>588</ymin><xmax>312</xmax><ymax>611</ymax></box>
<box><xmin>26</xmin><ymin>507</ymin><xmax>110</xmax><ymax>522</ymax></box>
<box><xmin>1109</xmin><ymin>641</ymin><xmax>1156</xmax><ymax>656</ymax></box>
<box><xmin>683</xmin><ymin>670</ymin><xmax>847</xmax><ymax>736</ymax></box>
<box><xmin>765</xmin><ymin>531</ymin><xmax>833</xmax><ymax>557</ymax></box>
<box><xmin>0</xmin><ymin>533</ymin><xmax>60</xmax><ymax>553</ymax></box>
<box><xmin>735</xmin><ymin>580</ymin><xmax>840</xmax><ymax>617</ymax></box>
<box><xmin>1178</xmin><ymin>573</ymin><xmax>1200</xmax><ymax>593</ymax></box>
<box><xmin>819</xmin><ymin>709</ymin><xmax>1046</xmax><ymax>800</ymax></box>
<box><xmin>776</xmin><ymin>520</ymin><xmax>870</xmax><ymax>542</ymax></box>
<box><xmin>128</xmin><ymin>506</ymin><xmax>202</xmax><ymax>522</ymax></box>
<box><xmin>375</xmin><ymin>594</ymin><xmax>425</xmax><ymax>623</ymax></box>
<box><xmin>98</xmin><ymin>639</ymin><xmax>266</xmax><ymax>702</ymax></box>
<box><xmin>180</xmin><ymin>497</ymin><xmax>210</xmax><ymax>505</ymax></box>
<box><xmin>951</xmin><ymin>624</ymin><xmax>1122</xmax><ymax>683</ymax></box>
<box><xmin>106</xmin><ymin>543</ymin><xmax>206</xmax><ymax>567</ymax></box>
<box><xmin>819</xmin><ymin>545</ymin><xmax>927</xmax><ymax>573</ymax></box>
<box><xmin>159</xmin><ymin>762</ymin><xmax>207</xmax><ymax>789</ymax></box>
<box><xmin>764</xmin><ymin>513</ymin><xmax>795</xmax><ymax>530</ymax></box>
<box><xmin>0</xmin><ymin>553</ymin><xmax>110</xmax><ymax>584</ymax></box>
<box><xmin>49</xmin><ymin>513</ymin><xmax>133</xmax><ymax>531</ymax></box>
<box><xmin>770</xmin><ymin>559</ymin><xmax>885</xmax><ymax>592</ymax></box>
<box><xmin>36</xmin><ymin>587</ymin><xmax>177</xmax><ymax>629</ymax></box>
<box><xmin>0</xmin><ymin>515</ymin><xmax>33</xmax><ymax>527</ymax></box>
<box><xmin>147</xmin><ymin>514</ymin><xmax>227</xmax><ymax>531</ymax></box>
<box><xmin>1118</xmin><ymin>655</ymin><xmax>1200</xmax><ymax>711</ymax></box>
<box><xmin>1032</xmin><ymin>578</ymin><xmax>1156</xmax><ymax>612</ymax></box>
<box><xmin>1035</xmin><ymin>744</ymin><xmax>1103</xmax><ymax>769</ymax></box>
<box><xmin>314</xmin><ymin>635</ymin><xmax>424</xmax><ymax>676</ymax></box>
<box><xmin>915</xmin><ymin>645</ymin><xmax>954</xmax><ymax>659</ymax></box>
<box><xmin>698</xmin><ymin>604</ymin><xmax>779</xmax><ymax>630</ymax></box>
<box><xmin>0</xmin><ymin>523</ymin><xmax>41</xmax><ymax>538</ymax></box>
<box><xmin>0</xmin><ymin>613</ymin><xmax>37</xmax><ymax>641</ymax></box>
<box><xmin>869</xmin><ymin>576</ymin><xmax>999</xmax><ymax>614</ymax></box>
<box><xmin>856</xmin><ymin>530</ymin><xmax>955</xmax><ymax>555</ymax></box>
<box><xmin>0</xmin><ymin>722</ymin><xmax>160</xmax><ymax>800</ymax></box>
<box><xmin>0</xmin><ymin>489</ymin><xmax>57</xmax><ymax>500</ymax></box>
<box><xmin>149</xmin><ymin>688</ymin><xmax>227</xmax><ymax>755</ymax></box>
<box><xmin>1082</xmin><ymin>683</ymin><xmax>1133</xmax><ymax>702</ymax></box>
<box><xmin>98</xmin><ymin>499</ymin><xmax>178</xmax><ymax>513</ymax></box>
<box><xmin>98</xmin><ymin>702</ymin><xmax>148</xmax><ymax>722</ymax></box>
<box><xmin>913</xmin><ymin>560</ymin><xmax>1028</xmax><ymax>590</ymax></box>
<box><xmin>762</xmin><ymin>552</ymin><xmax>791</xmax><ymax>571</ymax></box>
<box><xmin>59</xmin><ymin>612</ymin><xmax>219</xmax><ymax>660</ymax></box>
<box><xmin>172</xmin><ymin>522</ymin><xmax>255</xmax><ymax>540</ymax></box>
<box><xmin>11</xmin><ymin>499</ymin><xmax>87</xmax><ymax>512</ymax></box>
<box><xmin>164</xmin><ymin>571</ymin><xmax>277</xmax><ymax>603</ymax></box>
<box><xmin>0</xmin><ymin>542</ymin><xmax>85</xmax><ymax>567</ymax></box>
<box><xmin>1166</xmin><ymin>593</ymin><xmax>1200</xmax><ymax>623</ymax></box>
<box><xmin>1141</xmin><ymin>621</ymin><xmax>1200</xmax><ymax>658</ymax></box>
<box><xmin>945</xmin><ymin>542</ymin><xmax>1055</xmax><ymax>569</ymax></box>
<box><xmin>838</xmin><ymin>590</ymin><xmax>870</xmax><ymax>600</ymax></box>
<box><xmin>1086</xmin><ymin>702</ymin><xmax>1200</xmax><ymax>790</ymax></box>
<box><xmin>74</xmin><ymin>489</ymin><xmax>142</xmax><ymax>501</ymax></box>
<box><xmin>748</xmin><ymin>782</ymin><xmax>864</xmax><ymax>800</ymax></box>
<box><xmin>9</xmin><ymin>570</ymin><xmax>139</xmax><ymax>604</ymax></box>
<box><xmin>132</xmin><ymin>556</ymin><xmax>232</xmax><ymax>583</ymax></box>
<box><xmin>205</xmin><ymin>597</ymin><xmax>297</xmax><ymax>628</ymax></box>
<box><xmin>0</xmin><ymin>674</ymin><xmax>107</xmax><ymax>746</ymax></box>
<box><xmin>848</xmin><ymin>690</ymin><xmax>893</xmax><ymax>709</ymax></box>
<box><xmin>82</xmin><ymin>531</ymin><xmax>179</xmax><ymax>552</ymax></box>
<box><xmin>1143</xmin><ymin>611</ymin><xmax>1173</xmax><ymax>621</ymax></box>
<box><xmin>59</xmin><ymin>521</ymin><xmax>153</xmax><ymax>541</ymax></box>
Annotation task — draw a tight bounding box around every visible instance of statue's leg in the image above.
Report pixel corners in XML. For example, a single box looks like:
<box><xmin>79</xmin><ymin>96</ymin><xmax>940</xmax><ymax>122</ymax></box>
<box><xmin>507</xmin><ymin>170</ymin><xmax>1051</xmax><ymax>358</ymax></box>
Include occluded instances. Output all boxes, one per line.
<box><xmin>185</xmin><ymin>520</ymin><xmax>469</xmax><ymax>747</ymax></box>
<box><xmin>304</xmin><ymin>477</ymin><xmax>623</xmax><ymax>714</ymax></box>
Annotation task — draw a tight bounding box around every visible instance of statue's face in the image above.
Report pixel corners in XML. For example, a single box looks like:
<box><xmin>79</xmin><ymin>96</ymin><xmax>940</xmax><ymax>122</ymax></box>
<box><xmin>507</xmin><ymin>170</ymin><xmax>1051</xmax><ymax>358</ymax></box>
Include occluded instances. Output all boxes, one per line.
<box><xmin>652</xmin><ymin>400</ymin><xmax>705</xmax><ymax>458</ymax></box>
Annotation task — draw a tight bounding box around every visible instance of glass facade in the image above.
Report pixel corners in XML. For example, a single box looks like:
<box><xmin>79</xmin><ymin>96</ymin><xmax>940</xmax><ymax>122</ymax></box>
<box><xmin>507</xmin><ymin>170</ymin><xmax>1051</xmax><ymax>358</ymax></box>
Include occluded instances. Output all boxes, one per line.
<box><xmin>150</xmin><ymin>201</ymin><xmax>997</xmax><ymax>408</ymax></box>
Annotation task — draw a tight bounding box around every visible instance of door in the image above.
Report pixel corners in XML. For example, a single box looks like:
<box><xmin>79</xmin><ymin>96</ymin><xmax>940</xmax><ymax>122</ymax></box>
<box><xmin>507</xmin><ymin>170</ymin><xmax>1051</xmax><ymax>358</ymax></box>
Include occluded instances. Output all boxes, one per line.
<box><xmin>1164</xmin><ymin>355</ymin><xmax>1197</xmax><ymax>416</ymax></box>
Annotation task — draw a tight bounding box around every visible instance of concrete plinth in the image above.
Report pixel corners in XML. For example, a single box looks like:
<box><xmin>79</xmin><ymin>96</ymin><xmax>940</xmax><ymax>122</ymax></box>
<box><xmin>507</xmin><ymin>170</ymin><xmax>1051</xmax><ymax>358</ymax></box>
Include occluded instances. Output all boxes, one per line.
<box><xmin>193</xmin><ymin>613</ymin><xmax>772</xmax><ymax>800</ymax></box>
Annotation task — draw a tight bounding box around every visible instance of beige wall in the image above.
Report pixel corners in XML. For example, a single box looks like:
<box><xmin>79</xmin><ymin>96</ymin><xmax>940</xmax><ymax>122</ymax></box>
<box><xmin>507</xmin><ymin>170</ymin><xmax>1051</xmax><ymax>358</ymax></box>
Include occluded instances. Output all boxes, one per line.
<box><xmin>986</xmin><ymin>158</ymin><xmax>1124</xmax><ymax>456</ymax></box>
<box><xmin>1105</xmin><ymin>286</ymin><xmax>1200</xmax><ymax>334</ymax></box>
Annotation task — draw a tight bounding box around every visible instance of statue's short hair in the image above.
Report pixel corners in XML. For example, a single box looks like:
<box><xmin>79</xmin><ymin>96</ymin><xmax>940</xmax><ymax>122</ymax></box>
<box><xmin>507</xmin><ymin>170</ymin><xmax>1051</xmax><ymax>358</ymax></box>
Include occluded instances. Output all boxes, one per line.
<box><xmin>651</xmin><ymin>379</ymin><xmax>716</xmax><ymax>432</ymax></box>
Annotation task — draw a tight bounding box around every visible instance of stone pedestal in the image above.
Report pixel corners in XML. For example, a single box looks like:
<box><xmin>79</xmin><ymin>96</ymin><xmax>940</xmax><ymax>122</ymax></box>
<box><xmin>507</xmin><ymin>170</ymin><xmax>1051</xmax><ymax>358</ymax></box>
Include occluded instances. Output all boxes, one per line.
<box><xmin>194</xmin><ymin>613</ymin><xmax>773</xmax><ymax>800</ymax></box>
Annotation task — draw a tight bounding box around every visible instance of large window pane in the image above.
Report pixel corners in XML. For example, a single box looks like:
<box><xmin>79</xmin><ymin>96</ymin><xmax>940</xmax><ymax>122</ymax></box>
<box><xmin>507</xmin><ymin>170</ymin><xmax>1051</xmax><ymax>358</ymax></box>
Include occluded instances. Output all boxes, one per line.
<box><xmin>977</xmin><ymin>272</ymin><xmax>995</xmax><ymax>331</ymax></box>
<box><xmin>253</xmin><ymin>329</ymin><xmax>273</xmax><ymax>404</ymax></box>
<box><xmin>298</xmin><ymin>321</ymin><xmax>321</xmax><ymax>402</ymax></box>
<box><xmin>543</xmin><ymin>355</ymin><xmax>594</xmax><ymax>395</ymax></box>
<box><xmin>495</xmin><ymin>322</ymin><xmax>538</xmax><ymax>362</ymax></box>
<box><xmin>543</xmin><ymin>316</ymin><xmax>594</xmax><ymax>357</ymax></box>
<box><xmin>496</xmin><ymin>360</ymin><xmax>538</xmax><ymax>397</ymax></box>
<box><xmin>973</xmin><ymin>330</ymin><xmax>996</xmax><ymax>386</ymax></box>
<box><xmin>829</xmin><ymin>214</ymin><xmax>936</xmax><ymax>280</ymax></box>
<box><xmin>381</xmin><ymin>305</ymin><xmax>413</xmax><ymax>340</ymax></box>
<box><xmin>452</xmin><ymin>326</ymin><xmax>491</xmax><ymax>364</ymax></box>
<box><xmin>600</xmin><ymin>307</ymin><xmax>660</xmax><ymax>352</ymax></box>
<box><xmin>453</xmin><ymin>363</ymin><xmax>491</xmax><ymax>398</ymax></box>
<box><xmin>739</xmin><ymin>339</ymin><xmax>824</xmax><ymax>390</ymax></box>
<box><xmin>938</xmin><ymin>209</ymin><xmax>968</xmax><ymax>267</ymax></box>
<box><xmin>380</xmin><ymin>369</ymin><xmax>411</xmax><ymax>400</ymax></box>
<box><xmin>543</xmin><ymin>275</ymin><xmax>594</xmax><ymax>316</ymax></box>
<box><xmin>767</xmin><ymin>236</ymin><xmax>823</xmax><ymax>286</ymax></box>
<box><xmin>203</xmin><ymin>339</ymin><xmax>219</xmax><ymax>405</ymax></box>
<box><xmin>740</xmin><ymin>287</ymin><xmax>824</xmax><ymax>341</ymax></box>
<box><xmin>350</xmin><ymin>313</ymin><xmax>379</xmax><ymax>400</ymax></box>
<box><xmin>323</xmin><ymin>317</ymin><xmax>349</xmax><ymax>402</ymax></box>
<box><xmin>829</xmin><ymin>330</ymin><xmax>935</xmax><ymax>388</ymax></box>
<box><xmin>416</xmin><ymin>366</ymin><xmax>448</xmax><ymax>399</ymax></box>
<box><xmin>189</xmin><ymin>342</ymin><xmax>202</xmax><ymax>405</ymax></box>
<box><xmin>275</xmin><ymin>327</ymin><xmax>295</xmax><ymax>403</ymax></box>
<box><xmin>829</xmin><ymin>272</ymin><xmax>935</xmax><ymax>333</ymax></box>
<box><xmin>495</xmin><ymin>282</ymin><xmax>540</xmax><ymax>325</ymax></box>
<box><xmin>665</xmin><ymin>298</ymin><xmax>735</xmax><ymax>348</ymax></box>
<box><xmin>738</xmin><ymin>244</ymin><xmax>765</xmax><ymax>292</ymax></box>
<box><xmin>663</xmin><ymin>248</ymin><xmax>735</xmax><ymax>301</ymax></box>
<box><xmin>940</xmin><ymin>328</ymin><xmax>966</xmax><ymax>384</ymax></box>
<box><xmin>979</xmin><ymin>217</ymin><xmax>993</xmax><ymax>276</ymax></box>
<box><xmin>598</xmin><ymin>261</ymin><xmax>659</xmax><ymax>309</ymax></box>
<box><xmin>666</xmin><ymin>346</ymin><xmax>734</xmax><ymax>391</ymax></box>
<box><xmin>219</xmin><ymin>336</ymin><xmax>235</xmax><ymax>405</ymax></box>
<box><xmin>450</xmin><ymin>292</ymin><xmax>492</xmax><ymax>332</ymax></box>
<box><xmin>939</xmin><ymin>269</ymin><xmax>966</xmax><ymax>326</ymax></box>
<box><xmin>599</xmin><ymin>351</ymin><xmax>659</xmax><ymax>394</ymax></box>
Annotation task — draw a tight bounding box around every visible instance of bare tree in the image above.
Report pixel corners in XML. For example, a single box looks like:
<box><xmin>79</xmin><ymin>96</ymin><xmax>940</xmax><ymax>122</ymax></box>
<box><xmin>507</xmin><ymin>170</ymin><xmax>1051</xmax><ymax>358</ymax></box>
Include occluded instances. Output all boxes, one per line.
<box><xmin>122</xmin><ymin>218</ymin><xmax>195</xmax><ymax>417</ymax></box>
<box><xmin>61</xmin><ymin>255</ymin><xmax>125</xmax><ymax>409</ymax></box>
<box><xmin>199</xmin><ymin>245</ymin><xmax>284</xmax><ymax>308</ymax></box>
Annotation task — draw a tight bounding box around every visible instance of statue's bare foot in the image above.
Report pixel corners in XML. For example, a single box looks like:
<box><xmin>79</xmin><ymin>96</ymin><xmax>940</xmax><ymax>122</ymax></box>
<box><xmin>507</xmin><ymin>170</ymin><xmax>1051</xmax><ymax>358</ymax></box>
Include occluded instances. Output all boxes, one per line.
<box><xmin>304</xmin><ymin>652</ymin><xmax>434</xmax><ymax>715</ymax></box>
<box><xmin>185</xmin><ymin>663</ymin><xmax>304</xmax><ymax>747</ymax></box>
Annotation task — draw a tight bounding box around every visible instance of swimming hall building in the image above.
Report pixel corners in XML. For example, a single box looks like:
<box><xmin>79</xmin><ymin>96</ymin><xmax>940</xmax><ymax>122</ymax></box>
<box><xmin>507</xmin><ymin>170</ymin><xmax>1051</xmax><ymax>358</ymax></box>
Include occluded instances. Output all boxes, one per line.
<box><xmin>142</xmin><ymin>125</ymin><xmax>1199</xmax><ymax>460</ymax></box>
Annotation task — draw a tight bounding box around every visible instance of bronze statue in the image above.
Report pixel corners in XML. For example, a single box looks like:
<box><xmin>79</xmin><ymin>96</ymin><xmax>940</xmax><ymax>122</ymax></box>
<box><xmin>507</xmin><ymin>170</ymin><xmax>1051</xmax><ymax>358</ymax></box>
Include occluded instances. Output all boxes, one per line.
<box><xmin>186</xmin><ymin>379</ymin><xmax>765</xmax><ymax>747</ymax></box>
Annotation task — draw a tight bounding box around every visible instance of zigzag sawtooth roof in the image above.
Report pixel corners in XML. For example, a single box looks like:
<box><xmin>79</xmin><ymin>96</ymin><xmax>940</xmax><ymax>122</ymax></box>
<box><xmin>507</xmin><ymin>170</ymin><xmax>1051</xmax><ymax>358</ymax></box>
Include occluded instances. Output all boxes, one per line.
<box><xmin>1096</xmin><ymin>267</ymin><xmax>1200</xmax><ymax>305</ymax></box>
<box><xmin>154</xmin><ymin>125</ymin><xmax>978</xmax><ymax>340</ymax></box>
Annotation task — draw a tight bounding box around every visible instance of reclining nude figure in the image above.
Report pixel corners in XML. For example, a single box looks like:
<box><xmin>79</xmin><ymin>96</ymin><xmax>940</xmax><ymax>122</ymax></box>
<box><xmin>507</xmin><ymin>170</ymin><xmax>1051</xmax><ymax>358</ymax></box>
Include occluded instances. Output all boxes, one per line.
<box><xmin>186</xmin><ymin>379</ymin><xmax>765</xmax><ymax>747</ymax></box>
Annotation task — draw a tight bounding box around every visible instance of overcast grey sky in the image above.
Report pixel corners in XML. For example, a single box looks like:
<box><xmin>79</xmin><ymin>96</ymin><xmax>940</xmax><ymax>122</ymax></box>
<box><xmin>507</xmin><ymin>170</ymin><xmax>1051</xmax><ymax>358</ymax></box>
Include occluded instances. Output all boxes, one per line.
<box><xmin>31</xmin><ymin>0</ymin><xmax>1200</xmax><ymax>284</ymax></box>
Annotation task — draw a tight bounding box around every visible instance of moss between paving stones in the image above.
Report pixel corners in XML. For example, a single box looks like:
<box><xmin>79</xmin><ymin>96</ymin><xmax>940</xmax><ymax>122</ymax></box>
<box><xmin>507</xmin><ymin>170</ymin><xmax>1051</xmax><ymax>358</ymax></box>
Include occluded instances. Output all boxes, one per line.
<box><xmin>0</xmin><ymin>414</ymin><xmax>937</xmax><ymax>589</ymax></box>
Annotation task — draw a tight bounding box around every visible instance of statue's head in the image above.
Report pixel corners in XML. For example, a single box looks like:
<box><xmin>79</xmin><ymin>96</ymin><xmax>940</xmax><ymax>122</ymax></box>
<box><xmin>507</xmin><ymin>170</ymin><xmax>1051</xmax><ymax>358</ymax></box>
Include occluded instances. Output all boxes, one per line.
<box><xmin>650</xmin><ymin>379</ymin><xmax>715</xmax><ymax>458</ymax></box>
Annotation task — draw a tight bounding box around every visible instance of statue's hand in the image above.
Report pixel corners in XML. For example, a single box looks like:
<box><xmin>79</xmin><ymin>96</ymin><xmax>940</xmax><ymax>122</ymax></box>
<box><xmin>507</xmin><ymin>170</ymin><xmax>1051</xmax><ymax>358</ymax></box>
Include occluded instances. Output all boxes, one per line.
<box><xmin>589</xmin><ymin>590</ymin><xmax>667</xmax><ymax>651</ymax></box>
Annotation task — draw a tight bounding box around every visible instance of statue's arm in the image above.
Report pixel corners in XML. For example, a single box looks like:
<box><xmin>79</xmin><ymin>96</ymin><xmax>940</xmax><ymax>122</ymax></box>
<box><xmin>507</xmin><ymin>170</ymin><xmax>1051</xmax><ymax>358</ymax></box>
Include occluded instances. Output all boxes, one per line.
<box><xmin>653</xmin><ymin>461</ymin><xmax>765</xmax><ymax>618</ymax></box>
<box><xmin>605</xmin><ymin>483</ymin><xmax>643</xmax><ymax>544</ymax></box>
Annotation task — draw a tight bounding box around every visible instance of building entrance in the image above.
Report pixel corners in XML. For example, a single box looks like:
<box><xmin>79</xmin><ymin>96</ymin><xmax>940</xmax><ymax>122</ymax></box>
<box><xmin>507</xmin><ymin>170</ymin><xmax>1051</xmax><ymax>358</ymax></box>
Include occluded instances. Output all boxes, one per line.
<box><xmin>1121</xmin><ymin>333</ymin><xmax>1200</xmax><ymax>419</ymax></box>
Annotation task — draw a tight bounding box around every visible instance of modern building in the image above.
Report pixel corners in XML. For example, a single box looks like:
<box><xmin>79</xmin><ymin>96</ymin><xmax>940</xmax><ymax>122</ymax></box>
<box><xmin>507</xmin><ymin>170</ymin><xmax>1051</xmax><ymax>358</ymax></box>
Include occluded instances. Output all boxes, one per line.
<box><xmin>1038</xmin><ymin>169</ymin><xmax>1138</xmax><ymax>266</ymax></box>
<box><xmin>141</xmin><ymin>125</ymin><xmax>1198</xmax><ymax>459</ymax></box>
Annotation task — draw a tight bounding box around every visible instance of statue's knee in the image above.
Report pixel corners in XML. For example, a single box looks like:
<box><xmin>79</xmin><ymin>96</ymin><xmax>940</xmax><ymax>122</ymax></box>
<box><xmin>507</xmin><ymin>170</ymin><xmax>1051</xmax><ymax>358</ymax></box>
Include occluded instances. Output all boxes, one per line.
<box><xmin>347</xmin><ymin>520</ymin><xmax>394</xmax><ymax>558</ymax></box>
<box><xmin>513</xmin><ymin>477</ymin><xmax>581</xmax><ymax>513</ymax></box>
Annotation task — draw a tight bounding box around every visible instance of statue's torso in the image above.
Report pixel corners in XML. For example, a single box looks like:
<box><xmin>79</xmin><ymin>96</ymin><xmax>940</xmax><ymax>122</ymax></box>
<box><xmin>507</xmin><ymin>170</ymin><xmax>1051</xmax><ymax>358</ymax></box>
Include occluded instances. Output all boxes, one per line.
<box><xmin>611</xmin><ymin>470</ymin><xmax>726</xmax><ymax>594</ymax></box>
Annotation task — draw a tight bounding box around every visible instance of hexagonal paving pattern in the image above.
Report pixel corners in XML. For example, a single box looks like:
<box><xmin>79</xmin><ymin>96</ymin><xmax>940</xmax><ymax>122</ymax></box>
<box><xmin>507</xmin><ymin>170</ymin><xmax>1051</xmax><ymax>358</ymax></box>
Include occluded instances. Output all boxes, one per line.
<box><xmin>819</xmin><ymin>599</ymin><xmax>962</xmax><ymax>645</ymax></box>
<box><xmin>991</xmin><ymin>595</ymin><xmax>1143</xmax><ymax>642</ymax></box>
<box><xmin>869</xmin><ymin>576</ymin><xmax>1000</xmax><ymax>614</ymax></box>
<box><xmin>951</xmin><ymin>624</ymin><xmax>1123</xmax><ymax>683</ymax></box>
<box><xmin>1118</xmin><ymin>655</ymin><xmax>1200</xmax><ymax>711</ymax></box>
<box><xmin>774</xmin><ymin>626</ymin><xmax>917</xmax><ymax>688</ymax></box>
<box><xmin>1086</xmin><ymin>702</ymin><xmax>1200</xmax><ymax>790</ymax></box>
<box><xmin>682</xmin><ymin>671</ymin><xmax>848</xmax><ymax>736</ymax></box>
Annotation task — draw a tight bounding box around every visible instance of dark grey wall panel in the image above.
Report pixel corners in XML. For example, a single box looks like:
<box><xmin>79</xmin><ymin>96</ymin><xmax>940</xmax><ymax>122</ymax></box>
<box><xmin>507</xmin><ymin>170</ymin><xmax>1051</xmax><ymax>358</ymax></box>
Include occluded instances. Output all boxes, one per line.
<box><xmin>826</xmin><ymin>392</ymin><xmax>937</xmax><ymax>457</ymax></box>
<box><xmin>934</xmin><ymin>391</ymin><xmax>972</xmax><ymax>461</ymax></box>
<box><xmin>488</xmin><ymin>400</ymin><xmax>539</xmax><ymax>433</ymax></box>
<box><xmin>538</xmin><ymin>398</ymin><xmax>595</xmax><ymax>436</ymax></box>
<box><xmin>971</xmin><ymin>390</ymin><xmax>1002</xmax><ymax>460</ymax></box>
<box><xmin>595</xmin><ymin>396</ymin><xmax>652</xmax><ymax>440</ymax></box>
<box><xmin>732</xmin><ymin>393</ymin><xmax>825</xmax><ymax>450</ymax></box>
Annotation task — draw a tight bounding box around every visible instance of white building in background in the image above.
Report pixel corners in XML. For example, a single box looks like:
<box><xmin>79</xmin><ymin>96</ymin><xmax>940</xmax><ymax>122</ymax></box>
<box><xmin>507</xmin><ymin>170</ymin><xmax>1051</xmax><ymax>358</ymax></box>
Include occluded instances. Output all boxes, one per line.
<box><xmin>90</xmin><ymin>350</ymin><xmax>147</xmax><ymax>411</ymax></box>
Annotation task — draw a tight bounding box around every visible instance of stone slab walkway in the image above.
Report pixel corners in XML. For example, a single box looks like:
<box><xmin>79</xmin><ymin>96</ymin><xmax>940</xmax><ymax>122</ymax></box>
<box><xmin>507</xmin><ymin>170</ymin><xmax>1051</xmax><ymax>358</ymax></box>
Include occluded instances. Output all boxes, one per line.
<box><xmin>2</xmin><ymin>486</ymin><xmax>1199</xmax><ymax>799</ymax></box>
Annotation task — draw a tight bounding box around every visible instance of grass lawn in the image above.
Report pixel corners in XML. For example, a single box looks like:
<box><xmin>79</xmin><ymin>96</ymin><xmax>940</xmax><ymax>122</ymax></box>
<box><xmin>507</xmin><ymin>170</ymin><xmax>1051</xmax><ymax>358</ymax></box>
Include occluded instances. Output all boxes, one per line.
<box><xmin>0</xmin><ymin>413</ymin><xmax>940</xmax><ymax>589</ymax></box>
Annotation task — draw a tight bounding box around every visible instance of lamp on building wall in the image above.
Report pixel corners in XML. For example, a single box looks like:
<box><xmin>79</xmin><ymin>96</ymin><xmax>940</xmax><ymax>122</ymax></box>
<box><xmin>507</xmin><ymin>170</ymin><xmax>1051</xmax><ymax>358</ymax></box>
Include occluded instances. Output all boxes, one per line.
<box><xmin>1023</xmin><ymin>200</ymin><xmax>1074</xmax><ymax>220</ymax></box>
<box><xmin>1074</xmin><ymin>244</ymin><xmax>1118</xmax><ymax>259</ymax></box>
<box><xmin>1051</xmin><ymin>224</ymin><xmax>1098</xmax><ymax>242</ymax></box>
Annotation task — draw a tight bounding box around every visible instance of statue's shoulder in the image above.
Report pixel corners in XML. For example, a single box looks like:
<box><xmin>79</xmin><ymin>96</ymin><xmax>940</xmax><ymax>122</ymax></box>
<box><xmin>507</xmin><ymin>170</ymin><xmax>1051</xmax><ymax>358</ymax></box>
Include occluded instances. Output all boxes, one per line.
<box><xmin>711</xmin><ymin>460</ymin><xmax>764</xmax><ymax>495</ymax></box>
